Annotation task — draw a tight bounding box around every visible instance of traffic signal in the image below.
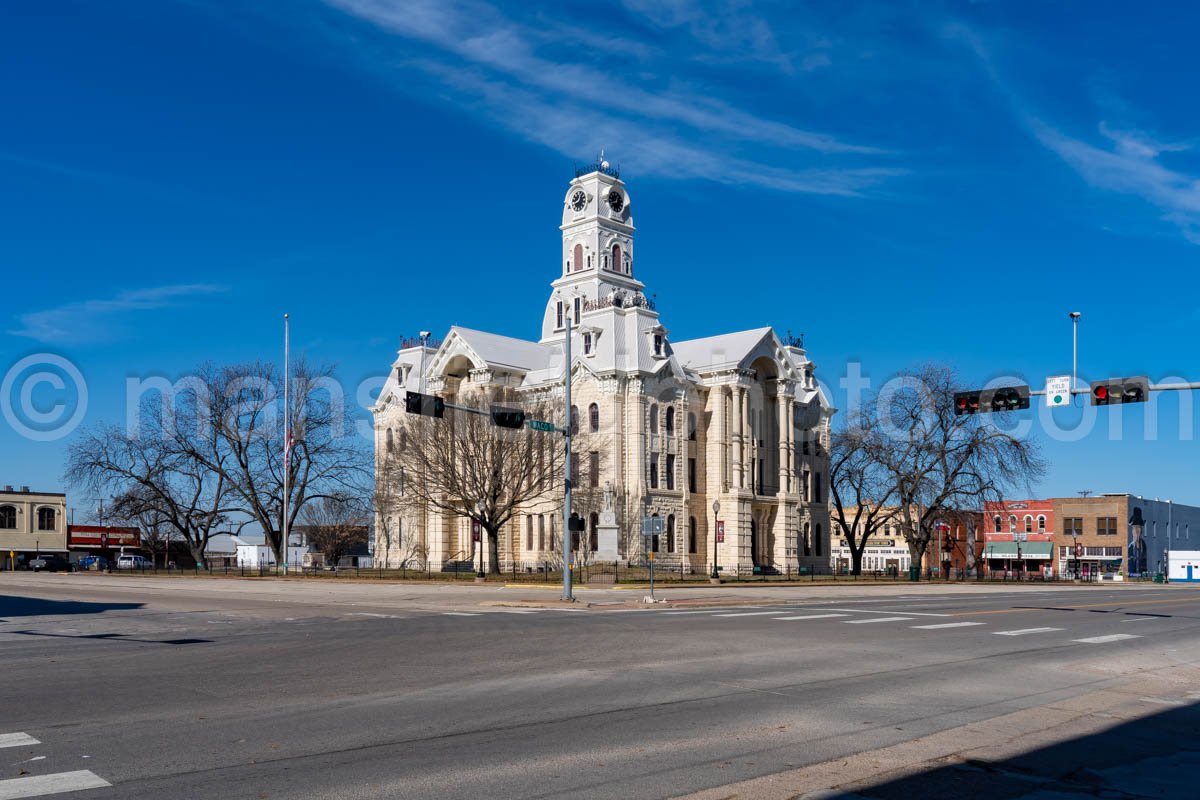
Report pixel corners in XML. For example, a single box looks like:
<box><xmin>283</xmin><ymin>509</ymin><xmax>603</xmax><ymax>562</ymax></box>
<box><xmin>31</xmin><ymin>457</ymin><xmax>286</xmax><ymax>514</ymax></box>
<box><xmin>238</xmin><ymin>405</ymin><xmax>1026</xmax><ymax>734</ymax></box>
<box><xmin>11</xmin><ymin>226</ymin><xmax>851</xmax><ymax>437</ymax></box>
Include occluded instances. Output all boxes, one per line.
<box><xmin>954</xmin><ymin>386</ymin><xmax>1030</xmax><ymax>415</ymax></box>
<box><xmin>490</xmin><ymin>406</ymin><xmax>526</xmax><ymax>429</ymax></box>
<box><xmin>404</xmin><ymin>391</ymin><xmax>445</xmax><ymax>418</ymax></box>
<box><xmin>953</xmin><ymin>391</ymin><xmax>981</xmax><ymax>416</ymax></box>
<box><xmin>988</xmin><ymin>386</ymin><xmax>1030</xmax><ymax>413</ymax></box>
<box><xmin>1090</xmin><ymin>377</ymin><xmax>1149</xmax><ymax>406</ymax></box>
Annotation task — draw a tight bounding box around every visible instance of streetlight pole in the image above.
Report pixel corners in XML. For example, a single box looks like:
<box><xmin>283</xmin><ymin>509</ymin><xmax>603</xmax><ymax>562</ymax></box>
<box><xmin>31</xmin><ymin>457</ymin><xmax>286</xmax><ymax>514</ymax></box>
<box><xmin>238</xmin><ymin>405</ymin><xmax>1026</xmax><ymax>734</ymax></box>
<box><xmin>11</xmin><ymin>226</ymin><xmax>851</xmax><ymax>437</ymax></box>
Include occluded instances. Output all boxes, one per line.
<box><xmin>560</xmin><ymin>293</ymin><xmax>574</xmax><ymax>603</ymax></box>
<box><xmin>711</xmin><ymin>500</ymin><xmax>720</xmax><ymax>580</ymax></box>
<box><xmin>1070</xmin><ymin>311</ymin><xmax>1081</xmax><ymax>402</ymax></box>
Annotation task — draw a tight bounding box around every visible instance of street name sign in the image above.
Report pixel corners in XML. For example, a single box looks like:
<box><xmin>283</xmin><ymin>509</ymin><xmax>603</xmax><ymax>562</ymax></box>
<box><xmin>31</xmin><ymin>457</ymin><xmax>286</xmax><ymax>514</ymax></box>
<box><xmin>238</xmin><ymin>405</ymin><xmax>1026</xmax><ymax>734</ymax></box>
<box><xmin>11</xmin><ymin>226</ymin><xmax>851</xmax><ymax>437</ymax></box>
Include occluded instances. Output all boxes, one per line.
<box><xmin>1046</xmin><ymin>375</ymin><xmax>1071</xmax><ymax>408</ymax></box>
<box><xmin>527</xmin><ymin>419</ymin><xmax>558</xmax><ymax>432</ymax></box>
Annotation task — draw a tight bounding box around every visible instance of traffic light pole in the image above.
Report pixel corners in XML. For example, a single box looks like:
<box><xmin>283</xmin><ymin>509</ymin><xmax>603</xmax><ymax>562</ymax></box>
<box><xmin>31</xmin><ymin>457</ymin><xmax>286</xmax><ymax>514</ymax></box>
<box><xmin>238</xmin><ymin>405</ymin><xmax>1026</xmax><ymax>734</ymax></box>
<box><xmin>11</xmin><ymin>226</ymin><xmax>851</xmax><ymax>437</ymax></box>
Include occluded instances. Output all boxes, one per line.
<box><xmin>561</xmin><ymin>307</ymin><xmax>574</xmax><ymax>603</ymax></box>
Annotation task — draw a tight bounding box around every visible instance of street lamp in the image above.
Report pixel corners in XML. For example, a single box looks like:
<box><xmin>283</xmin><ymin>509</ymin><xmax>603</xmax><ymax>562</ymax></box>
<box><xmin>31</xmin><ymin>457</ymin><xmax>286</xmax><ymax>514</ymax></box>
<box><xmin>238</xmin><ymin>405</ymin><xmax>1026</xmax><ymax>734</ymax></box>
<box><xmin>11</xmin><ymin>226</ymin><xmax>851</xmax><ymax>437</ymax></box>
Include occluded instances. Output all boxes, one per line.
<box><xmin>473</xmin><ymin>501</ymin><xmax>486</xmax><ymax>579</ymax></box>
<box><xmin>711</xmin><ymin>499</ymin><xmax>721</xmax><ymax>580</ymax></box>
<box><xmin>554</xmin><ymin>290</ymin><xmax>579</xmax><ymax>603</ymax></box>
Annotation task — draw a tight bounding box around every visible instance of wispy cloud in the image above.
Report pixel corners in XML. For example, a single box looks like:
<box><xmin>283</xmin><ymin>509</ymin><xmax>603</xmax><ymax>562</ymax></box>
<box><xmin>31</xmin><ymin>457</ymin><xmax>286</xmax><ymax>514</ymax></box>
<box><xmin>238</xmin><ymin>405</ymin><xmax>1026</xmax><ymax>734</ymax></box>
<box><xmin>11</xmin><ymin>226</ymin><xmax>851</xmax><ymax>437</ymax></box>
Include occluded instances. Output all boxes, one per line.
<box><xmin>9</xmin><ymin>284</ymin><xmax>228</xmax><ymax>345</ymax></box>
<box><xmin>948</xmin><ymin>22</ymin><xmax>1200</xmax><ymax>244</ymax></box>
<box><xmin>318</xmin><ymin>0</ymin><xmax>902</xmax><ymax>195</ymax></box>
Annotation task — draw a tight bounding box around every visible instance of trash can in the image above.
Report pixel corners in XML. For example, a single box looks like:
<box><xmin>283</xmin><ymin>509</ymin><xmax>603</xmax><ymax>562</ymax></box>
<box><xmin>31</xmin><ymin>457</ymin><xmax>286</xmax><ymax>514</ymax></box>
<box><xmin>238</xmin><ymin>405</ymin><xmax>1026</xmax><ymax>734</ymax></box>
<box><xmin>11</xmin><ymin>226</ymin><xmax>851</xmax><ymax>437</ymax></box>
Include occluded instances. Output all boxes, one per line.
<box><xmin>908</xmin><ymin>566</ymin><xmax>921</xmax><ymax>582</ymax></box>
<box><xmin>1153</xmin><ymin>573</ymin><xmax>1164</xmax><ymax>584</ymax></box>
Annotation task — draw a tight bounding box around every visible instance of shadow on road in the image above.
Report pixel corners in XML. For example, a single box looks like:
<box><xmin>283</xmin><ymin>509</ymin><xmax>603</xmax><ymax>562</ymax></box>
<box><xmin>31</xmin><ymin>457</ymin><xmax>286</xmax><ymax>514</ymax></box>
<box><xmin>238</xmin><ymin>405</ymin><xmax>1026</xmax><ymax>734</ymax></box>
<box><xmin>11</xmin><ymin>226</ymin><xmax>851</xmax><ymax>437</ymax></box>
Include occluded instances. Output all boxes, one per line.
<box><xmin>0</xmin><ymin>594</ymin><xmax>144</xmax><ymax>620</ymax></box>
<box><xmin>828</xmin><ymin>701</ymin><xmax>1200</xmax><ymax>799</ymax></box>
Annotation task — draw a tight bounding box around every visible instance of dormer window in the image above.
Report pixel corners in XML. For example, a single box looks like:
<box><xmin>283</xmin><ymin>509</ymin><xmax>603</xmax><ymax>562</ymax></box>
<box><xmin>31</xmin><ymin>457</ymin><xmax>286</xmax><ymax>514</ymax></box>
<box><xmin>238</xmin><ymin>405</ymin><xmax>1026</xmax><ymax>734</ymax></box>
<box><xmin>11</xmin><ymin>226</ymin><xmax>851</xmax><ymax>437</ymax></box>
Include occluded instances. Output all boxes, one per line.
<box><xmin>556</xmin><ymin>301</ymin><xmax>564</xmax><ymax>330</ymax></box>
<box><xmin>653</xmin><ymin>334</ymin><xmax>663</xmax><ymax>356</ymax></box>
<box><xmin>573</xmin><ymin>297</ymin><xmax>581</xmax><ymax>325</ymax></box>
<box><xmin>583</xmin><ymin>332</ymin><xmax>593</xmax><ymax>355</ymax></box>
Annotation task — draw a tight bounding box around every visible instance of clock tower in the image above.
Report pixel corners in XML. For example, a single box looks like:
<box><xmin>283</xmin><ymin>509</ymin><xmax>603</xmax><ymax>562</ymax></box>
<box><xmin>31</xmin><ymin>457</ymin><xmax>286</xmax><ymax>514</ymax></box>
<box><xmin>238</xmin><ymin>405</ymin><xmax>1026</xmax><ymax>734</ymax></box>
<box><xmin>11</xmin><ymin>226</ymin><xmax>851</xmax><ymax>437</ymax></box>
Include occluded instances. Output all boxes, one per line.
<box><xmin>541</xmin><ymin>161</ymin><xmax>652</xmax><ymax>342</ymax></box>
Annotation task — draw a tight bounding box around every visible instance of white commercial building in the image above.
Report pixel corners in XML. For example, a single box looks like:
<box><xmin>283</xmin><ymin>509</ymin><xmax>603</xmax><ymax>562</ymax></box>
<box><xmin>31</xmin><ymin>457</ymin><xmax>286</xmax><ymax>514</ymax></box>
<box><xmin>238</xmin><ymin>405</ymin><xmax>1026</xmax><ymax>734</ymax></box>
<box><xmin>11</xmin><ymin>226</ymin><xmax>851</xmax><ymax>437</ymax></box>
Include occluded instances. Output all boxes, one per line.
<box><xmin>372</xmin><ymin>163</ymin><xmax>834</xmax><ymax>576</ymax></box>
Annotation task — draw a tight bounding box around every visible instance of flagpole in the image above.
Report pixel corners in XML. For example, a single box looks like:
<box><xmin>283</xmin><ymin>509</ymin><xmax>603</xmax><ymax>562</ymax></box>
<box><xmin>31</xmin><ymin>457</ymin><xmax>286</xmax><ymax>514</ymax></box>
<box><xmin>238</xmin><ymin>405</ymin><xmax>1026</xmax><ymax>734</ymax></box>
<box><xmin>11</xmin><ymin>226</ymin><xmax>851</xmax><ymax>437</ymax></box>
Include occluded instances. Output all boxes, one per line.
<box><xmin>282</xmin><ymin>313</ymin><xmax>290</xmax><ymax>576</ymax></box>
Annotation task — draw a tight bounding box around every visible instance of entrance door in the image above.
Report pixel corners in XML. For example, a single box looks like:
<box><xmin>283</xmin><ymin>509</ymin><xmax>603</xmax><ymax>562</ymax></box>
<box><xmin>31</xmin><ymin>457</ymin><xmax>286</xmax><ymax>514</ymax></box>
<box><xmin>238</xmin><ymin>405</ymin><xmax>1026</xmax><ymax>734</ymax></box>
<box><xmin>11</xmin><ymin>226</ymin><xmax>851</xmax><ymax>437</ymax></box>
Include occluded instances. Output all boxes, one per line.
<box><xmin>750</xmin><ymin>518</ymin><xmax>759</xmax><ymax>567</ymax></box>
<box><xmin>1189</xmin><ymin>565</ymin><xmax>1194</xmax><ymax>581</ymax></box>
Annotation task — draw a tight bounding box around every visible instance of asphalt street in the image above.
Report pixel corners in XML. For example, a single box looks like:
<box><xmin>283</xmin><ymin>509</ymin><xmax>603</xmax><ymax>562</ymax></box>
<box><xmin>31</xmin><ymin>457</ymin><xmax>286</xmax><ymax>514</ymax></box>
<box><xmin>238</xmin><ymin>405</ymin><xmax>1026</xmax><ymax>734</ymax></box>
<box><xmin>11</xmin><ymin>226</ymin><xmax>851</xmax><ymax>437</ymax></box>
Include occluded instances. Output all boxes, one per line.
<box><xmin>3</xmin><ymin>575</ymin><xmax>1199</xmax><ymax>799</ymax></box>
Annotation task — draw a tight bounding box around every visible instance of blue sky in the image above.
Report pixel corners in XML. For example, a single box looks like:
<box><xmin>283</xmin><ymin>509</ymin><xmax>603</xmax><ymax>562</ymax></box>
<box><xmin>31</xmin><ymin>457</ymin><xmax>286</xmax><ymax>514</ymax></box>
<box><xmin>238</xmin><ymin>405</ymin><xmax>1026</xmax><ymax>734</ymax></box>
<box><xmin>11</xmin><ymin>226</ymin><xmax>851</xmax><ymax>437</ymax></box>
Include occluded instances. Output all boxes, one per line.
<box><xmin>2</xmin><ymin>0</ymin><xmax>1198</xmax><ymax>511</ymax></box>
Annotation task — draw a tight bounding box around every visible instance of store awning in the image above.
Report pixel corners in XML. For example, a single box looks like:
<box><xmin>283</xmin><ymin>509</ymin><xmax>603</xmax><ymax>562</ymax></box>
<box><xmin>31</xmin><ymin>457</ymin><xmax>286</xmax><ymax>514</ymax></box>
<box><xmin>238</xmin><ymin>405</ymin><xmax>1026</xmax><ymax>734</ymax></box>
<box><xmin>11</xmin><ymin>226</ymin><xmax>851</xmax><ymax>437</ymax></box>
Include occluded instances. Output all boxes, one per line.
<box><xmin>982</xmin><ymin>542</ymin><xmax>1053</xmax><ymax>560</ymax></box>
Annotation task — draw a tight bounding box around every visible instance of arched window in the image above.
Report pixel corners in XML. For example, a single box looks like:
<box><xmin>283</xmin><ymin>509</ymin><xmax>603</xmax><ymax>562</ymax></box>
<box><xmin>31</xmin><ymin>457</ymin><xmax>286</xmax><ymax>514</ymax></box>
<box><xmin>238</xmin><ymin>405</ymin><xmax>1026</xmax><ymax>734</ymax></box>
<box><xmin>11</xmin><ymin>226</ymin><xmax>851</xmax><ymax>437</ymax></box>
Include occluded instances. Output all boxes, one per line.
<box><xmin>573</xmin><ymin>244</ymin><xmax>583</xmax><ymax>272</ymax></box>
<box><xmin>815</xmin><ymin>523</ymin><xmax>823</xmax><ymax>557</ymax></box>
<box><xmin>1024</xmin><ymin>515</ymin><xmax>1033</xmax><ymax>533</ymax></box>
<box><xmin>687</xmin><ymin>412</ymin><xmax>696</xmax><ymax>441</ymax></box>
<box><xmin>688</xmin><ymin>517</ymin><xmax>697</xmax><ymax>553</ymax></box>
<box><xmin>399</xmin><ymin>430</ymin><xmax>408</xmax><ymax>452</ymax></box>
<box><xmin>649</xmin><ymin>403</ymin><xmax>659</xmax><ymax>432</ymax></box>
<box><xmin>651</xmin><ymin>514</ymin><xmax>660</xmax><ymax>552</ymax></box>
<box><xmin>37</xmin><ymin>507</ymin><xmax>56</xmax><ymax>531</ymax></box>
<box><xmin>589</xmin><ymin>403</ymin><xmax>599</xmax><ymax>432</ymax></box>
<box><xmin>1037</xmin><ymin>515</ymin><xmax>1046</xmax><ymax>532</ymax></box>
<box><xmin>612</xmin><ymin>244</ymin><xmax>621</xmax><ymax>272</ymax></box>
<box><xmin>589</xmin><ymin>512</ymin><xmax>599</xmax><ymax>552</ymax></box>
<box><xmin>666</xmin><ymin>514</ymin><xmax>676</xmax><ymax>553</ymax></box>
<box><xmin>994</xmin><ymin>515</ymin><xmax>1003</xmax><ymax>533</ymax></box>
<box><xmin>385</xmin><ymin>429</ymin><xmax>394</xmax><ymax>452</ymax></box>
<box><xmin>0</xmin><ymin>506</ymin><xmax>15</xmax><ymax>529</ymax></box>
<box><xmin>665</xmin><ymin>406</ymin><xmax>675</xmax><ymax>436</ymax></box>
<box><xmin>570</xmin><ymin>406</ymin><xmax>580</xmax><ymax>436</ymax></box>
<box><xmin>1008</xmin><ymin>515</ymin><xmax>1017</xmax><ymax>533</ymax></box>
<box><xmin>803</xmin><ymin>522</ymin><xmax>811</xmax><ymax>556</ymax></box>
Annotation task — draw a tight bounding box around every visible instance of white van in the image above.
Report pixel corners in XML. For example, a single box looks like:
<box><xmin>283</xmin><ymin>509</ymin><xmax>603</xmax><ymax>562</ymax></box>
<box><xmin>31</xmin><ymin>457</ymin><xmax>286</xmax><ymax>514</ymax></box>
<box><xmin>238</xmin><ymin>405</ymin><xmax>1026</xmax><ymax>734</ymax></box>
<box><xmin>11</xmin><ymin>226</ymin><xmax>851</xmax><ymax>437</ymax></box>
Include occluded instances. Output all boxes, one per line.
<box><xmin>116</xmin><ymin>554</ymin><xmax>149</xmax><ymax>570</ymax></box>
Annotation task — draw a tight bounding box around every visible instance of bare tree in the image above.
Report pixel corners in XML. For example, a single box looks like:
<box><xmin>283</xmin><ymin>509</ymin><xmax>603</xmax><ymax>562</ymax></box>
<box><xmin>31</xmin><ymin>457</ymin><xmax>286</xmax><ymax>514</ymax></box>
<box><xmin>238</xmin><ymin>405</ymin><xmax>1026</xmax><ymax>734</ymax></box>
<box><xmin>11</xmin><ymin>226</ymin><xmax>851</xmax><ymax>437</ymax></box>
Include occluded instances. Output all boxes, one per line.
<box><xmin>829</xmin><ymin>408</ymin><xmax>899</xmax><ymax>576</ymax></box>
<box><xmin>171</xmin><ymin>360</ymin><xmax>369</xmax><ymax>562</ymax></box>
<box><xmin>875</xmin><ymin>364</ymin><xmax>1046</xmax><ymax>577</ymax></box>
<box><xmin>65</xmin><ymin>419</ymin><xmax>232</xmax><ymax>566</ymax></box>
<box><xmin>387</xmin><ymin>390</ymin><xmax>565</xmax><ymax>574</ymax></box>
<box><xmin>298</xmin><ymin>494</ymin><xmax>369</xmax><ymax>567</ymax></box>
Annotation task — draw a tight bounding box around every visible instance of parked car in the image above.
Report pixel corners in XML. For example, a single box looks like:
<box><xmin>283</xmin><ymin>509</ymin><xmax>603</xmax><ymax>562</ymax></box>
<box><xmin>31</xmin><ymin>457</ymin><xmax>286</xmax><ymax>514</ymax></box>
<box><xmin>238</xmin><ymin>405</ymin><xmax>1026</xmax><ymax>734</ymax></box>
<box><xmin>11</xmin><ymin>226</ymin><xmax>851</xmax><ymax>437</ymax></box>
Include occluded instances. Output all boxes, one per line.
<box><xmin>29</xmin><ymin>554</ymin><xmax>76</xmax><ymax>573</ymax></box>
<box><xmin>77</xmin><ymin>555</ymin><xmax>109</xmax><ymax>571</ymax></box>
<box><xmin>115</xmin><ymin>554</ymin><xmax>149</xmax><ymax>570</ymax></box>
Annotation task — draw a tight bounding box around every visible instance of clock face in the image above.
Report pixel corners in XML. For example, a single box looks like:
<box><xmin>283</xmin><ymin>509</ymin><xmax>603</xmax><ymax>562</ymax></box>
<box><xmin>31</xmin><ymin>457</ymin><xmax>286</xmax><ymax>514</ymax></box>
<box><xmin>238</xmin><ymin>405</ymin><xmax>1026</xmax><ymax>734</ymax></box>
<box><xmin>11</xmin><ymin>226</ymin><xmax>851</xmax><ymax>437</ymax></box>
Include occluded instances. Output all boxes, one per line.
<box><xmin>607</xmin><ymin>190</ymin><xmax>624</xmax><ymax>213</ymax></box>
<box><xmin>570</xmin><ymin>190</ymin><xmax>587</xmax><ymax>212</ymax></box>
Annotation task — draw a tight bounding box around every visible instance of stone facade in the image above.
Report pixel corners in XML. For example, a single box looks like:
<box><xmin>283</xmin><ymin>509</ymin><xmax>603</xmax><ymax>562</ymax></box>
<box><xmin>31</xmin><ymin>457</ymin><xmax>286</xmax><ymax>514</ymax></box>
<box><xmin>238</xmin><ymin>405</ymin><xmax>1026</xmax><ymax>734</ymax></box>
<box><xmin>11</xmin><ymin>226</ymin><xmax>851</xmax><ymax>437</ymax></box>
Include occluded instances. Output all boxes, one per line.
<box><xmin>371</xmin><ymin>166</ymin><xmax>834</xmax><ymax>575</ymax></box>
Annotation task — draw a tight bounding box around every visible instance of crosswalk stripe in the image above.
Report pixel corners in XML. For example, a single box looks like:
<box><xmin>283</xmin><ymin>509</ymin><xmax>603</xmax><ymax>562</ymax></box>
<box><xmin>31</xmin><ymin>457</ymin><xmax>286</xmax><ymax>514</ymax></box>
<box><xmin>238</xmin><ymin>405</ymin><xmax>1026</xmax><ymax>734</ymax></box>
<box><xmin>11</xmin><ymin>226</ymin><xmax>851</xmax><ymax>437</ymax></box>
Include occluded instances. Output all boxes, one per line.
<box><xmin>0</xmin><ymin>770</ymin><xmax>111</xmax><ymax>799</ymax></box>
<box><xmin>0</xmin><ymin>733</ymin><xmax>40</xmax><ymax>750</ymax></box>
<box><xmin>661</xmin><ymin>609</ymin><xmax>749</xmax><ymax>615</ymax></box>
<box><xmin>994</xmin><ymin>627</ymin><xmax>1063</xmax><ymax>636</ymax></box>
<box><xmin>1074</xmin><ymin>634</ymin><xmax>1141</xmax><ymax>644</ymax></box>
<box><xmin>911</xmin><ymin>622</ymin><xmax>986</xmax><ymax>630</ymax></box>
<box><xmin>844</xmin><ymin>617</ymin><xmax>914</xmax><ymax>624</ymax></box>
<box><xmin>773</xmin><ymin>614</ymin><xmax>849</xmax><ymax>621</ymax></box>
<box><xmin>442</xmin><ymin>612</ymin><xmax>481</xmax><ymax>616</ymax></box>
<box><xmin>711</xmin><ymin>611</ymin><xmax>789</xmax><ymax>618</ymax></box>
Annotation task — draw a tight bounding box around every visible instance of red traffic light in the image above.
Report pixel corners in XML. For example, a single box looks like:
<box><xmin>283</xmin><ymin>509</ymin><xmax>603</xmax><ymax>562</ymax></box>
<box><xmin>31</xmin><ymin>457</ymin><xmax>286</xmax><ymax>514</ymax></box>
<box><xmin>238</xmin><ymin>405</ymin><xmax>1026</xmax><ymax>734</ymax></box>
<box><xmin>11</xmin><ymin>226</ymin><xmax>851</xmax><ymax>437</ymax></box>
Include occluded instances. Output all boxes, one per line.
<box><xmin>1093</xmin><ymin>385</ymin><xmax>1109</xmax><ymax>401</ymax></box>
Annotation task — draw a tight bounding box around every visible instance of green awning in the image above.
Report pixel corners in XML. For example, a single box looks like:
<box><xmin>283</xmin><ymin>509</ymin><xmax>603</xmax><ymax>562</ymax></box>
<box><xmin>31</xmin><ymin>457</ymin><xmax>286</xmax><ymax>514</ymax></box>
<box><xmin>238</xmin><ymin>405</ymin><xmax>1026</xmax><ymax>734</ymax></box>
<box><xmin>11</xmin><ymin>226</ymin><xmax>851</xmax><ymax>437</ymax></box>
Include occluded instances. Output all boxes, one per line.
<box><xmin>982</xmin><ymin>542</ymin><xmax>1053</xmax><ymax>559</ymax></box>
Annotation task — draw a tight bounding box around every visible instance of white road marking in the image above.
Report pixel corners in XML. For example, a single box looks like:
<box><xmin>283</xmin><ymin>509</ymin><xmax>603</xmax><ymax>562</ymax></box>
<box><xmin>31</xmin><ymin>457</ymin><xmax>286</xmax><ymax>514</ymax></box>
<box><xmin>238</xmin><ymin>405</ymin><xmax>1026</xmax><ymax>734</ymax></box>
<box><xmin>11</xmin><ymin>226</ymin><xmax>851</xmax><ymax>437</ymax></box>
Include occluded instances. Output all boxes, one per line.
<box><xmin>488</xmin><ymin>610</ymin><xmax>538</xmax><ymax>614</ymax></box>
<box><xmin>911</xmin><ymin>622</ymin><xmax>986</xmax><ymax>630</ymax></box>
<box><xmin>711</xmin><ymin>611</ymin><xmax>791</xmax><ymax>618</ymax></box>
<box><xmin>1124</xmin><ymin>617</ymin><xmax>1157</xmax><ymax>623</ymax></box>
<box><xmin>1074</xmin><ymin>634</ymin><xmax>1141</xmax><ymax>644</ymax></box>
<box><xmin>0</xmin><ymin>770</ymin><xmax>111</xmax><ymax>799</ymax></box>
<box><xmin>994</xmin><ymin>627</ymin><xmax>1063</xmax><ymax>636</ymax></box>
<box><xmin>345</xmin><ymin>612</ymin><xmax>399</xmax><ymax>618</ymax></box>
<box><xmin>443</xmin><ymin>612</ymin><xmax>481</xmax><ymax>617</ymax></box>
<box><xmin>773</xmin><ymin>614</ymin><xmax>850</xmax><ymax>621</ymax></box>
<box><xmin>844</xmin><ymin>617</ymin><xmax>914</xmax><ymax>624</ymax></box>
<box><xmin>662</xmin><ymin>609</ymin><xmax>755</xmax><ymax>615</ymax></box>
<box><xmin>0</xmin><ymin>733</ymin><xmax>40</xmax><ymax>750</ymax></box>
<box><xmin>809</xmin><ymin>608</ymin><xmax>950</xmax><ymax>617</ymax></box>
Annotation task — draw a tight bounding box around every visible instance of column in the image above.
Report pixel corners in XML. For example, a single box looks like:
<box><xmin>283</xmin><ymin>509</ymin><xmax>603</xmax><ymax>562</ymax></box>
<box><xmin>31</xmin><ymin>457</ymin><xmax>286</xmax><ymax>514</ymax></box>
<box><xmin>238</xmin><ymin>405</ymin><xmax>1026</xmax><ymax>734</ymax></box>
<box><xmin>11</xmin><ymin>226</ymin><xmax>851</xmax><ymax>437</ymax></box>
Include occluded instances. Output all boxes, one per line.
<box><xmin>731</xmin><ymin>385</ymin><xmax>744</xmax><ymax>490</ymax></box>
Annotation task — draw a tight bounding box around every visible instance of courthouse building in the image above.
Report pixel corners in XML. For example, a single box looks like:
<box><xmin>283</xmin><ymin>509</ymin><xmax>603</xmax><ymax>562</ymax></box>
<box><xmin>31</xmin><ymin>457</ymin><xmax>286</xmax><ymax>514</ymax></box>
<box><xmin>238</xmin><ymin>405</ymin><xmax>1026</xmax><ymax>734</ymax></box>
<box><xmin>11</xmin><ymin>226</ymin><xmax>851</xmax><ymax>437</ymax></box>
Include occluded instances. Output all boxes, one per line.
<box><xmin>372</xmin><ymin>163</ymin><xmax>834</xmax><ymax>575</ymax></box>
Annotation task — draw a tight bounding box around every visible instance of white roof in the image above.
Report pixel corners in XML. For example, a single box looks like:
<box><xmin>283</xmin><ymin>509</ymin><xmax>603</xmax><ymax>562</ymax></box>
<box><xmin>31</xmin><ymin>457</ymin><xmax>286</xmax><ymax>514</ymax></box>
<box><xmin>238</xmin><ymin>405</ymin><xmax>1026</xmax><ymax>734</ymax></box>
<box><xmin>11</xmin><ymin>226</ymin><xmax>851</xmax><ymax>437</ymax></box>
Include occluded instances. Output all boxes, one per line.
<box><xmin>670</xmin><ymin>327</ymin><xmax>773</xmax><ymax>372</ymax></box>
<box><xmin>450</xmin><ymin>326</ymin><xmax>555</xmax><ymax>372</ymax></box>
